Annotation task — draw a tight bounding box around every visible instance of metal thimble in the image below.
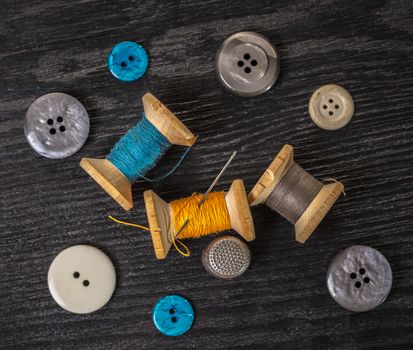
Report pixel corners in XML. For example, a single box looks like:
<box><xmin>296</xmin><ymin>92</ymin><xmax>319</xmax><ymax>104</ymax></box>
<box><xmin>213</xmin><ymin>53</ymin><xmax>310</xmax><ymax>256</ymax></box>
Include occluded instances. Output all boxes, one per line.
<box><xmin>202</xmin><ymin>236</ymin><xmax>251</xmax><ymax>279</ymax></box>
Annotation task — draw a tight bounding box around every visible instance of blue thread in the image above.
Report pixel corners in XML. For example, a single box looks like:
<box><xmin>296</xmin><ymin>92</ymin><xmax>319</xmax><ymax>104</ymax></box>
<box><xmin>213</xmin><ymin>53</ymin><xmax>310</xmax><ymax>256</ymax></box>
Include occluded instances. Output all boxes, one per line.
<box><xmin>107</xmin><ymin>114</ymin><xmax>189</xmax><ymax>183</ymax></box>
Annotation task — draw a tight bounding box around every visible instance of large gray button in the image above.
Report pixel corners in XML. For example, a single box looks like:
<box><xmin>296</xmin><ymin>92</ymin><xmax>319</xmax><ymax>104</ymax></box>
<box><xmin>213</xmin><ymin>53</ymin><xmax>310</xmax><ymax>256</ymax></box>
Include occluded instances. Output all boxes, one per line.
<box><xmin>327</xmin><ymin>246</ymin><xmax>392</xmax><ymax>312</ymax></box>
<box><xmin>216</xmin><ymin>32</ymin><xmax>279</xmax><ymax>97</ymax></box>
<box><xmin>202</xmin><ymin>236</ymin><xmax>251</xmax><ymax>279</ymax></box>
<box><xmin>48</xmin><ymin>245</ymin><xmax>116</xmax><ymax>314</ymax></box>
<box><xmin>24</xmin><ymin>93</ymin><xmax>90</xmax><ymax>159</ymax></box>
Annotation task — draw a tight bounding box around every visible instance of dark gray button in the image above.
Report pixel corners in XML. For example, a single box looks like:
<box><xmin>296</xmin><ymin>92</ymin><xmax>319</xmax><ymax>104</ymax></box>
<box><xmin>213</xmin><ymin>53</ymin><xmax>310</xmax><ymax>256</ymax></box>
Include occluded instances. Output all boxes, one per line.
<box><xmin>216</xmin><ymin>32</ymin><xmax>279</xmax><ymax>97</ymax></box>
<box><xmin>327</xmin><ymin>245</ymin><xmax>392</xmax><ymax>312</ymax></box>
<box><xmin>202</xmin><ymin>236</ymin><xmax>251</xmax><ymax>279</ymax></box>
<box><xmin>24</xmin><ymin>93</ymin><xmax>90</xmax><ymax>159</ymax></box>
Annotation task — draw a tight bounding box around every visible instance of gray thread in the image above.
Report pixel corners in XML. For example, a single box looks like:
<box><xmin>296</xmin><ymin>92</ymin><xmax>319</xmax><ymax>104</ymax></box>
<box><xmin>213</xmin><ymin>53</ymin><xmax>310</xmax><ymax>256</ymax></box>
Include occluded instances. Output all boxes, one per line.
<box><xmin>264</xmin><ymin>163</ymin><xmax>322</xmax><ymax>223</ymax></box>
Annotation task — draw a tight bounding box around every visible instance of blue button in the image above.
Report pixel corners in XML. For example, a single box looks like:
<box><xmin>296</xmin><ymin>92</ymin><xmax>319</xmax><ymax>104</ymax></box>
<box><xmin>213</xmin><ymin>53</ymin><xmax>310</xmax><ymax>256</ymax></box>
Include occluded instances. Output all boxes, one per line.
<box><xmin>108</xmin><ymin>41</ymin><xmax>148</xmax><ymax>82</ymax></box>
<box><xmin>153</xmin><ymin>295</ymin><xmax>194</xmax><ymax>336</ymax></box>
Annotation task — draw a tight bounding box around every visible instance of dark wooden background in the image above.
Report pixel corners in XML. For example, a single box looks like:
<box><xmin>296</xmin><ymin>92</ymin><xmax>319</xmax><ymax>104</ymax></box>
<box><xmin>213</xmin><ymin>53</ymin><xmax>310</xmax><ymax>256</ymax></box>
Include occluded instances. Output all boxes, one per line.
<box><xmin>1</xmin><ymin>0</ymin><xmax>413</xmax><ymax>349</ymax></box>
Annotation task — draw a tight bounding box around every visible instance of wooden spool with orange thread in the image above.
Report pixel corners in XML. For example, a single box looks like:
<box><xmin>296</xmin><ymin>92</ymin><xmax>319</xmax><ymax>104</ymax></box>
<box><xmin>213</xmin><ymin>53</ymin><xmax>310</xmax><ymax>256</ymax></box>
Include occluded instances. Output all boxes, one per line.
<box><xmin>144</xmin><ymin>179</ymin><xmax>255</xmax><ymax>259</ymax></box>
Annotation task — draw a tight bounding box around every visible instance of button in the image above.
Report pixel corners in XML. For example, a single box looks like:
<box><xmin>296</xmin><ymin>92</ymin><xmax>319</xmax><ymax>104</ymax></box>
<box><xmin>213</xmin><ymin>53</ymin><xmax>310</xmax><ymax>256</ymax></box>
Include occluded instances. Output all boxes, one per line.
<box><xmin>309</xmin><ymin>84</ymin><xmax>354</xmax><ymax>130</ymax></box>
<box><xmin>48</xmin><ymin>245</ymin><xmax>116</xmax><ymax>314</ymax></box>
<box><xmin>327</xmin><ymin>245</ymin><xmax>392</xmax><ymax>312</ymax></box>
<box><xmin>24</xmin><ymin>93</ymin><xmax>90</xmax><ymax>159</ymax></box>
<box><xmin>216</xmin><ymin>32</ymin><xmax>279</xmax><ymax>97</ymax></box>
<box><xmin>153</xmin><ymin>295</ymin><xmax>194</xmax><ymax>336</ymax></box>
<box><xmin>108</xmin><ymin>41</ymin><xmax>148</xmax><ymax>82</ymax></box>
<box><xmin>202</xmin><ymin>236</ymin><xmax>251</xmax><ymax>279</ymax></box>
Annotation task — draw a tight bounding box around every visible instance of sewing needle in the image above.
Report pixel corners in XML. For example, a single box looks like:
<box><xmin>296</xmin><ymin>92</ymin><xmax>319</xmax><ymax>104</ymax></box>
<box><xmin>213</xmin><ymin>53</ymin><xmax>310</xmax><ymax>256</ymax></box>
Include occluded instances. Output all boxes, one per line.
<box><xmin>197</xmin><ymin>151</ymin><xmax>237</xmax><ymax>207</ymax></box>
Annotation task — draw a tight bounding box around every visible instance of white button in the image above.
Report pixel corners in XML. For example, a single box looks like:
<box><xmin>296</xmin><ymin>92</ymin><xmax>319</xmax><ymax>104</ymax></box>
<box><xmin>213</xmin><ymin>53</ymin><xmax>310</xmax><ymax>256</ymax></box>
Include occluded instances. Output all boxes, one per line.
<box><xmin>48</xmin><ymin>245</ymin><xmax>116</xmax><ymax>314</ymax></box>
<box><xmin>308</xmin><ymin>84</ymin><xmax>354</xmax><ymax>130</ymax></box>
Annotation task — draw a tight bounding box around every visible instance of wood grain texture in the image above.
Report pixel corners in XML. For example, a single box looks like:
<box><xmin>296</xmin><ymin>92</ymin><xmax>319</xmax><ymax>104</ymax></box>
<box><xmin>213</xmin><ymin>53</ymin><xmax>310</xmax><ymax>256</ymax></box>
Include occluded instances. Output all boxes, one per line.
<box><xmin>1</xmin><ymin>0</ymin><xmax>413</xmax><ymax>349</ymax></box>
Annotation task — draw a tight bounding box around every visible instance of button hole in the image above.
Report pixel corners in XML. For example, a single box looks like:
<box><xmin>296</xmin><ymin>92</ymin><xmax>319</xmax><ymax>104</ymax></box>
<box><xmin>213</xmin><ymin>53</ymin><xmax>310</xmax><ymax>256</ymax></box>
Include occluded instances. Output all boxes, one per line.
<box><xmin>329</xmin><ymin>98</ymin><xmax>334</xmax><ymax>103</ymax></box>
<box><xmin>47</xmin><ymin>119</ymin><xmax>53</xmax><ymax>125</ymax></box>
<box><xmin>83</xmin><ymin>280</ymin><xmax>90</xmax><ymax>287</ymax></box>
<box><xmin>244</xmin><ymin>67</ymin><xmax>251</xmax><ymax>74</ymax></box>
<box><xmin>359</xmin><ymin>268</ymin><xmax>365</xmax><ymax>275</ymax></box>
<box><xmin>49</xmin><ymin>128</ymin><xmax>56</xmax><ymax>135</ymax></box>
<box><xmin>237</xmin><ymin>60</ymin><xmax>244</xmax><ymax>67</ymax></box>
<box><xmin>323</xmin><ymin>105</ymin><xmax>328</xmax><ymax>109</ymax></box>
<box><xmin>334</xmin><ymin>105</ymin><xmax>340</xmax><ymax>109</ymax></box>
<box><xmin>56</xmin><ymin>116</ymin><xmax>63</xmax><ymax>123</ymax></box>
<box><xmin>128</xmin><ymin>56</ymin><xmax>135</xmax><ymax>61</ymax></box>
<box><xmin>169</xmin><ymin>308</ymin><xmax>175</xmax><ymax>314</ymax></box>
<box><xmin>350</xmin><ymin>273</ymin><xmax>357</xmax><ymax>279</ymax></box>
<box><xmin>59</xmin><ymin>126</ymin><xmax>65</xmax><ymax>132</ymax></box>
<box><xmin>121</xmin><ymin>62</ymin><xmax>127</xmax><ymax>67</ymax></box>
<box><xmin>329</xmin><ymin>111</ymin><xmax>334</xmax><ymax>116</ymax></box>
<box><xmin>363</xmin><ymin>277</ymin><xmax>370</xmax><ymax>284</ymax></box>
<box><xmin>244</xmin><ymin>53</ymin><xmax>250</xmax><ymax>60</ymax></box>
<box><xmin>171</xmin><ymin>316</ymin><xmax>177</xmax><ymax>323</ymax></box>
<box><xmin>251</xmin><ymin>60</ymin><xmax>257</xmax><ymax>66</ymax></box>
<box><xmin>355</xmin><ymin>281</ymin><xmax>361</xmax><ymax>288</ymax></box>
<box><xmin>73</xmin><ymin>272</ymin><xmax>80</xmax><ymax>278</ymax></box>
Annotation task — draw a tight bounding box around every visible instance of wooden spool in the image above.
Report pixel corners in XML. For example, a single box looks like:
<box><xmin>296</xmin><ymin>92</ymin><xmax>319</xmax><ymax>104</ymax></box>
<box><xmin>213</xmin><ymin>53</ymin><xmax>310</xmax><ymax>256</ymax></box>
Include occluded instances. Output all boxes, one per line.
<box><xmin>80</xmin><ymin>93</ymin><xmax>197</xmax><ymax>211</ymax></box>
<box><xmin>144</xmin><ymin>179</ymin><xmax>256</xmax><ymax>259</ymax></box>
<box><xmin>248</xmin><ymin>144</ymin><xmax>344</xmax><ymax>243</ymax></box>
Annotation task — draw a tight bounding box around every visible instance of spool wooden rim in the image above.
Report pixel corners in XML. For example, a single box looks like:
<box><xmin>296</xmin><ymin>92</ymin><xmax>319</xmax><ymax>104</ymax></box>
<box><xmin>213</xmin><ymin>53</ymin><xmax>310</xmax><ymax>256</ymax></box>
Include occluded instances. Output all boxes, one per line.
<box><xmin>295</xmin><ymin>181</ymin><xmax>343</xmax><ymax>243</ymax></box>
<box><xmin>248</xmin><ymin>144</ymin><xmax>344</xmax><ymax>243</ymax></box>
<box><xmin>79</xmin><ymin>92</ymin><xmax>196</xmax><ymax>211</ymax></box>
<box><xmin>143</xmin><ymin>93</ymin><xmax>196</xmax><ymax>146</ymax></box>
<box><xmin>80</xmin><ymin>158</ymin><xmax>133</xmax><ymax>210</ymax></box>
<box><xmin>248</xmin><ymin>144</ymin><xmax>294</xmax><ymax>206</ymax></box>
<box><xmin>144</xmin><ymin>179</ymin><xmax>255</xmax><ymax>259</ymax></box>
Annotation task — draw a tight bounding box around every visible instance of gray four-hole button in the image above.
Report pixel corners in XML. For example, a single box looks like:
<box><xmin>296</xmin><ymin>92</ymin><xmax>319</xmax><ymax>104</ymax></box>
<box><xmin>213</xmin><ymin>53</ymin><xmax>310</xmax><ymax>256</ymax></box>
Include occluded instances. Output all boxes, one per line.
<box><xmin>24</xmin><ymin>92</ymin><xmax>90</xmax><ymax>159</ymax></box>
<box><xmin>215</xmin><ymin>32</ymin><xmax>280</xmax><ymax>97</ymax></box>
<box><xmin>327</xmin><ymin>245</ymin><xmax>392</xmax><ymax>312</ymax></box>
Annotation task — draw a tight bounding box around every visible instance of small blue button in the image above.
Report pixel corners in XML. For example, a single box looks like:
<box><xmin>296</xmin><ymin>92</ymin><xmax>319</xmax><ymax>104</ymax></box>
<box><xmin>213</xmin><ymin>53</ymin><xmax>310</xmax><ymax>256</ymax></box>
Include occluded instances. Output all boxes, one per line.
<box><xmin>108</xmin><ymin>41</ymin><xmax>148</xmax><ymax>82</ymax></box>
<box><xmin>153</xmin><ymin>295</ymin><xmax>194</xmax><ymax>336</ymax></box>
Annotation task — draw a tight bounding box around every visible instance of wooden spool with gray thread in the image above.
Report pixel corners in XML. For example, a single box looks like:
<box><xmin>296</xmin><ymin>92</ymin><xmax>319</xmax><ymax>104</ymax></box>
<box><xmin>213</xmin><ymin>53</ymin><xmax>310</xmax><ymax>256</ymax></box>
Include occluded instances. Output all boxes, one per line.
<box><xmin>248</xmin><ymin>144</ymin><xmax>344</xmax><ymax>243</ymax></box>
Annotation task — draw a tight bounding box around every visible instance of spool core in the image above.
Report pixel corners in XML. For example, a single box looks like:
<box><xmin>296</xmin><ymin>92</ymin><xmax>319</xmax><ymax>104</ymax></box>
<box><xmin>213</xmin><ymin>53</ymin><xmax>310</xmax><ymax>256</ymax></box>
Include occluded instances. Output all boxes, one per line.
<box><xmin>144</xmin><ymin>179</ymin><xmax>255</xmax><ymax>259</ymax></box>
<box><xmin>248</xmin><ymin>144</ymin><xmax>343</xmax><ymax>243</ymax></box>
<box><xmin>80</xmin><ymin>93</ymin><xmax>196</xmax><ymax>210</ymax></box>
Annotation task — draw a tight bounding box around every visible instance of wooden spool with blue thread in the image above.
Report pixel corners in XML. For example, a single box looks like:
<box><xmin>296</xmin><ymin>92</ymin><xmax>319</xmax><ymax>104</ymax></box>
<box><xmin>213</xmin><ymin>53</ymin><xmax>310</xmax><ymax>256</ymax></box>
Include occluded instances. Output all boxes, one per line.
<box><xmin>80</xmin><ymin>93</ymin><xmax>196</xmax><ymax>210</ymax></box>
<box><xmin>248</xmin><ymin>144</ymin><xmax>344</xmax><ymax>243</ymax></box>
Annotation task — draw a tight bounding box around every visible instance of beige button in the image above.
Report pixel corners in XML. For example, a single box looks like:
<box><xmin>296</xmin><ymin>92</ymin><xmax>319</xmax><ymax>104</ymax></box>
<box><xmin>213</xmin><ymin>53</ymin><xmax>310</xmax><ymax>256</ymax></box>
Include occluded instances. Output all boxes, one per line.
<box><xmin>48</xmin><ymin>245</ymin><xmax>116</xmax><ymax>314</ymax></box>
<box><xmin>308</xmin><ymin>84</ymin><xmax>354</xmax><ymax>130</ymax></box>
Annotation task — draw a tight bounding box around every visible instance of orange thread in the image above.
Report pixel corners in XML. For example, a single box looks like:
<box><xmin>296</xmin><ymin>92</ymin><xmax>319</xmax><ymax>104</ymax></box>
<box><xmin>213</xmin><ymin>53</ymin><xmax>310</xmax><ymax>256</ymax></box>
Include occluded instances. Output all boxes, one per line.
<box><xmin>170</xmin><ymin>192</ymin><xmax>231</xmax><ymax>239</ymax></box>
<box><xmin>109</xmin><ymin>191</ymin><xmax>232</xmax><ymax>257</ymax></box>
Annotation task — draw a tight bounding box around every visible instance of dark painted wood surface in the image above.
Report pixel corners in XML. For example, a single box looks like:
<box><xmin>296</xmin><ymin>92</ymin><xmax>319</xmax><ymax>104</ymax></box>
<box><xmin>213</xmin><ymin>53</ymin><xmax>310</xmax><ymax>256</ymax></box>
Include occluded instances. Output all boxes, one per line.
<box><xmin>1</xmin><ymin>1</ymin><xmax>413</xmax><ymax>349</ymax></box>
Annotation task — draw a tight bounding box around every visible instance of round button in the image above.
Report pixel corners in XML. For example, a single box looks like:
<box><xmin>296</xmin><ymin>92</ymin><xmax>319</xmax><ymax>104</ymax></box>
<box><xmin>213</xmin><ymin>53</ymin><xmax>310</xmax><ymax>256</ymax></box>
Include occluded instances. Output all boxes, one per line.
<box><xmin>327</xmin><ymin>245</ymin><xmax>392</xmax><ymax>312</ymax></box>
<box><xmin>108</xmin><ymin>41</ymin><xmax>148</xmax><ymax>82</ymax></box>
<box><xmin>24</xmin><ymin>93</ymin><xmax>90</xmax><ymax>159</ymax></box>
<box><xmin>48</xmin><ymin>245</ymin><xmax>116</xmax><ymax>314</ymax></box>
<box><xmin>309</xmin><ymin>84</ymin><xmax>354</xmax><ymax>130</ymax></box>
<box><xmin>216</xmin><ymin>32</ymin><xmax>279</xmax><ymax>97</ymax></box>
<box><xmin>202</xmin><ymin>236</ymin><xmax>251</xmax><ymax>279</ymax></box>
<box><xmin>153</xmin><ymin>295</ymin><xmax>194</xmax><ymax>336</ymax></box>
